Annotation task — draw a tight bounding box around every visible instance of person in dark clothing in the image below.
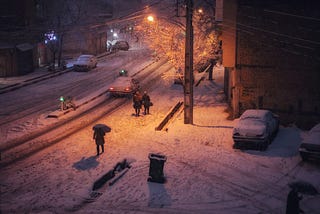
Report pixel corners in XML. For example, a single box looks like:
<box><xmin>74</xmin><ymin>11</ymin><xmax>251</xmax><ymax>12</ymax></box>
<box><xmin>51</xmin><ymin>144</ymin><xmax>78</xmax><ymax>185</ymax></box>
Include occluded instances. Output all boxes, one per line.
<box><xmin>286</xmin><ymin>188</ymin><xmax>304</xmax><ymax>214</ymax></box>
<box><xmin>93</xmin><ymin>127</ymin><xmax>105</xmax><ymax>156</ymax></box>
<box><xmin>142</xmin><ymin>91</ymin><xmax>151</xmax><ymax>115</ymax></box>
<box><xmin>133</xmin><ymin>91</ymin><xmax>142</xmax><ymax>116</ymax></box>
<box><xmin>208</xmin><ymin>59</ymin><xmax>216</xmax><ymax>81</ymax></box>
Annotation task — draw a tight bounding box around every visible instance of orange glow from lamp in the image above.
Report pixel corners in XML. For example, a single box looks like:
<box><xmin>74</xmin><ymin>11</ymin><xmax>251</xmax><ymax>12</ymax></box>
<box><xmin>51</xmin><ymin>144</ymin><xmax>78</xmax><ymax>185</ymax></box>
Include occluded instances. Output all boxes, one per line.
<box><xmin>147</xmin><ymin>15</ymin><xmax>154</xmax><ymax>22</ymax></box>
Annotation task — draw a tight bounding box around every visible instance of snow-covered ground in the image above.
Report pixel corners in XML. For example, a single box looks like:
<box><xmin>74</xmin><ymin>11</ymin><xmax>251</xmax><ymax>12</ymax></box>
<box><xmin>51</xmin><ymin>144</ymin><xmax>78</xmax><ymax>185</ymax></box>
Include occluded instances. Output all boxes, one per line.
<box><xmin>1</xmin><ymin>57</ymin><xmax>320</xmax><ymax>214</ymax></box>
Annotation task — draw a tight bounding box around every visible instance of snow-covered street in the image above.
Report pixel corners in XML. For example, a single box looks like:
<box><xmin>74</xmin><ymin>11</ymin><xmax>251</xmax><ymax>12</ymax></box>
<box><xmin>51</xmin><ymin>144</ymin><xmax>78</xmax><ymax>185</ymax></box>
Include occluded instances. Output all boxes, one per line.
<box><xmin>1</xmin><ymin>54</ymin><xmax>320</xmax><ymax>214</ymax></box>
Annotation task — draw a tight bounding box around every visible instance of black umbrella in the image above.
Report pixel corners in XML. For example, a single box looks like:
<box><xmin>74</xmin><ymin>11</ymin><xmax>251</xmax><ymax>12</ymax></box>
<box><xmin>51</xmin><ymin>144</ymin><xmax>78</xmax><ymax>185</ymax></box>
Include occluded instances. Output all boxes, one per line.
<box><xmin>288</xmin><ymin>181</ymin><xmax>319</xmax><ymax>195</ymax></box>
<box><xmin>93</xmin><ymin>124</ymin><xmax>111</xmax><ymax>133</ymax></box>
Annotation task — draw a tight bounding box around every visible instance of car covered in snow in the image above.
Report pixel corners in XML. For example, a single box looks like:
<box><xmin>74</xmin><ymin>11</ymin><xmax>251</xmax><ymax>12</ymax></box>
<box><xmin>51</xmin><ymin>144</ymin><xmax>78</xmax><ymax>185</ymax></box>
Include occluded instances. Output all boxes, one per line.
<box><xmin>299</xmin><ymin>123</ymin><xmax>320</xmax><ymax>162</ymax></box>
<box><xmin>111</xmin><ymin>40</ymin><xmax>129</xmax><ymax>51</ymax></box>
<box><xmin>73</xmin><ymin>55</ymin><xmax>98</xmax><ymax>72</ymax></box>
<box><xmin>107</xmin><ymin>72</ymin><xmax>140</xmax><ymax>97</ymax></box>
<box><xmin>232</xmin><ymin>109</ymin><xmax>279</xmax><ymax>151</ymax></box>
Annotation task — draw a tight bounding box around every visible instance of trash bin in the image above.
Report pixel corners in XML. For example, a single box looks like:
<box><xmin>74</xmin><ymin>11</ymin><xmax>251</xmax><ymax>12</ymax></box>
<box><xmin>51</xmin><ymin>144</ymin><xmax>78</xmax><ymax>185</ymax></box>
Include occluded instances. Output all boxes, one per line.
<box><xmin>148</xmin><ymin>153</ymin><xmax>167</xmax><ymax>183</ymax></box>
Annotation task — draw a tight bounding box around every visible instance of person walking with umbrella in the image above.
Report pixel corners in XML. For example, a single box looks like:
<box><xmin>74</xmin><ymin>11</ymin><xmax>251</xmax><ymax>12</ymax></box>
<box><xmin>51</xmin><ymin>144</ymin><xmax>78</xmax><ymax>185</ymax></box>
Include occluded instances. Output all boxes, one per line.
<box><xmin>93</xmin><ymin>127</ymin><xmax>105</xmax><ymax>156</ymax></box>
<box><xmin>286</xmin><ymin>180</ymin><xmax>319</xmax><ymax>214</ymax></box>
<box><xmin>286</xmin><ymin>187</ymin><xmax>304</xmax><ymax>214</ymax></box>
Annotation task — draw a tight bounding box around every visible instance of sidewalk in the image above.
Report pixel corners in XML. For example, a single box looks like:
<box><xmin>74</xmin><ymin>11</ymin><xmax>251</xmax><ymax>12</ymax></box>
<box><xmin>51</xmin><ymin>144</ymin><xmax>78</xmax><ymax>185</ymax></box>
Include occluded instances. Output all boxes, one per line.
<box><xmin>0</xmin><ymin>67</ymin><xmax>50</xmax><ymax>89</ymax></box>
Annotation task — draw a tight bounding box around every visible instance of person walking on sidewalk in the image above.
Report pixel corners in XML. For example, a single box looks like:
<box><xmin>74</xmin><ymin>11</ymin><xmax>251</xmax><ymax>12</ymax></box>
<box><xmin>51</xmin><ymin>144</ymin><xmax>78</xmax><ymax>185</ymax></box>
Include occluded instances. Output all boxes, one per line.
<box><xmin>133</xmin><ymin>91</ymin><xmax>142</xmax><ymax>116</ymax></box>
<box><xmin>93</xmin><ymin>127</ymin><xmax>105</xmax><ymax>156</ymax></box>
<box><xmin>142</xmin><ymin>91</ymin><xmax>152</xmax><ymax>115</ymax></box>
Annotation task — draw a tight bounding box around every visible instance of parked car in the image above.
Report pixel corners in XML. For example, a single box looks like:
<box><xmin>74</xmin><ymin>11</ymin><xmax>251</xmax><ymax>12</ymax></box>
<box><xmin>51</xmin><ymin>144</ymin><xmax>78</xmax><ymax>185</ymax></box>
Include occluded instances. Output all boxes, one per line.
<box><xmin>111</xmin><ymin>40</ymin><xmax>129</xmax><ymax>51</ymax></box>
<box><xmin>73</xmin><ymin>55</ymin><xmax>97</xmax><ymax>71</ymax></box>
<box><xmin>107</xmin><ymin>73</ymin><xmax>140</xmax><ymax>97</ymax></box>
<box><xmin>232</xmin><ymin>109</ymin><xmax>279</xmax><ymax>151</ymax></box>
<box><xmin>299</xmin><ymin>123</ymin><xmax>320</xmax><ymax>162</ymax></box>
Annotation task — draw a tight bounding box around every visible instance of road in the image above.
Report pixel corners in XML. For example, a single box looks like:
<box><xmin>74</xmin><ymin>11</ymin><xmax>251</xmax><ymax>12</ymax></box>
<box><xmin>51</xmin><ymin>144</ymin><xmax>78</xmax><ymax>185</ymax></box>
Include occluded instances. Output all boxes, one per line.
<box><xmin>0</xmin><ymin>49</ymin><xmax>157</xmax><ymax>143</ymax></box>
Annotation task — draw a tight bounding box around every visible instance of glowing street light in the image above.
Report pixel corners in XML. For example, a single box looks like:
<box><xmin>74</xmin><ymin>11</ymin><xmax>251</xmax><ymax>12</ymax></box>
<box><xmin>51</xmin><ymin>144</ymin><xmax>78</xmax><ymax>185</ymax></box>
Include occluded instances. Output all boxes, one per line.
<box><xmin>147</xmin><ymin>15</ymin><xmax>154</xmax><ymax>22</ymax></box>
<box><xmin>44</xmin><ymin>31</ymin><xmax>57</xmax><ymax>44</ymax></box>
<box><xmin>145</xmin><ymin>1</ymin><xmax>194</xmax><ymax>124</ymax></box>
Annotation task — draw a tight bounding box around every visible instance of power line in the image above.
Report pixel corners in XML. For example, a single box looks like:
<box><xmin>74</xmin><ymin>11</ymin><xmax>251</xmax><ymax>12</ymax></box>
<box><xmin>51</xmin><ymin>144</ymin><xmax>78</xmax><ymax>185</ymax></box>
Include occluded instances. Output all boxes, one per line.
<box><xmin>222</xmin><ymin>18</ymin><xmax>320</xmax><ymax>45</ymax></box>
<box><xmin>220</xmin><ymin>21</ymin><xmax>320</xmax><ymax>61</ymax></box>
<box><xmin>263</xmin><ymin>9</ymin><xmax>320</xmax><ymax>22</ymax></box>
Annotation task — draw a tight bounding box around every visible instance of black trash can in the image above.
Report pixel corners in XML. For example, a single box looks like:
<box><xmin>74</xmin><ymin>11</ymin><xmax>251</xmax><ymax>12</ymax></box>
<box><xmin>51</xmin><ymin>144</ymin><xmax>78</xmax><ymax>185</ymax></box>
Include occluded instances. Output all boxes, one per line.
<box><xmin>148</xmin><ymin>153</ymin><xmax>167</xmax><ymax>183</ymax></box>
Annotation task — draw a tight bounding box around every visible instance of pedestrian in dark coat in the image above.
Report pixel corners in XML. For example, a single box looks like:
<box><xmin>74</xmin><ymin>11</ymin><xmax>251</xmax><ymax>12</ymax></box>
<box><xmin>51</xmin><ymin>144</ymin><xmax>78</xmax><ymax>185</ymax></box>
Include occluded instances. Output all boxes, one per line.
<box><xmin>93</xmin><ymin>127</ymin><xmax>105</xmax><ymax>156</ymax></box>
<box><xmin>142</xmin><ymin>91</ymin><xmax>151</xmax><ymax>115</ymax></box>
<box><xmin>286</xmin><ymin>188</ymin><xmax>304</xmax><ymax>214</ymax></box>
<box><xmin>133</xmin><ymin>91</ymin><xmax>142</xmax><ymax>116</ymax></box>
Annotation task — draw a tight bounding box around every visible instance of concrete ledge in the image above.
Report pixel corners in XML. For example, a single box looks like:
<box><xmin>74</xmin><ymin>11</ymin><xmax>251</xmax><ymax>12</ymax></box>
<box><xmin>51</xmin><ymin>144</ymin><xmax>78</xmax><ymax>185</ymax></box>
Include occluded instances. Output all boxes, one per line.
<box><xmin>155</xmin><ymin>101</ymin><xmax>183</xmax><ymax>131</ymax></box>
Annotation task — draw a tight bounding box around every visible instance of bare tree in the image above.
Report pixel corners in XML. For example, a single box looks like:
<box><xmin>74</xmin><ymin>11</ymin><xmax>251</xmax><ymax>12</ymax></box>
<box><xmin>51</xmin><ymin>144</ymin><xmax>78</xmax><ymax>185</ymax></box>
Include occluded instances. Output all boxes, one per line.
<box><xmin>40</xmin><ymin>0</ymin><xmax>87</xmax><ymax>69</ymax></box>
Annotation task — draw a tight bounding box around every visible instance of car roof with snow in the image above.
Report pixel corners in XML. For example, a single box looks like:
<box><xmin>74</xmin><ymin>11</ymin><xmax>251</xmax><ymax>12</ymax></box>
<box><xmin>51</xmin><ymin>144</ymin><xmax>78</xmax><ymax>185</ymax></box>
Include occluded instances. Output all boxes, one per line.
<box><xmin>78</xmin><ymin>54</ymin><xmax>94</xmax><ymax>58</ymax></box>
<box><xmin>304</xmin><ymin>123</ymin><xmax>320</xmax><ymax>145</ymax></box>
<box><xmin>240</xmin><ymin>109</ymin><xmax>270</xmax><ymax>120</ymax></box>
<box><xmin>110</xmin><ymin>76</ymin><xmax>134</xmax><ymax>87</ymax></box>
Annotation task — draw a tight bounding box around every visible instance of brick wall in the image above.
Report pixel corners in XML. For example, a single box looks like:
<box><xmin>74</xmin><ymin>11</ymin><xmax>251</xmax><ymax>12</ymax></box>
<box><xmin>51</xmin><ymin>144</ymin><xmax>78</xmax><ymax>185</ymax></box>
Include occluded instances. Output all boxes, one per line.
<box><xmin>228</xmin><ymin>0</ymin><xmax>320</xmax><ymax>129</ymax></box>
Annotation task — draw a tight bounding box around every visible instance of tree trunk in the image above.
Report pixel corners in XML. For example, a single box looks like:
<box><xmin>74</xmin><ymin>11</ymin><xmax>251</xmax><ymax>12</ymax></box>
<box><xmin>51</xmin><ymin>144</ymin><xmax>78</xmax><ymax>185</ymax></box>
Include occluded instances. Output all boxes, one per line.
<box><xmin>58</xmin><ymin>34</ymin><xmax>64</xmax><ymax>68</ymax></box>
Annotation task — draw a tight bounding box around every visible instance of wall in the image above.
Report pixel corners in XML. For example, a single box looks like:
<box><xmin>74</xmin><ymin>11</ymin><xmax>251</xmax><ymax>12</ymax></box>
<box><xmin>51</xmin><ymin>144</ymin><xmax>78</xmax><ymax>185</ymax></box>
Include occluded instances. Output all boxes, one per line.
<box><xmin>221</xmin><ymin>0</ymin><xmax>237</xmax><ymax>68</ymax></box>
<box><xmin>0</xmin><ymin>46</ymin><xmax>16</xmax><ymax>77</ymax></box>
<box><xmin>233</xmin><ymin>0</ymin><xmax>320</xmax><ymax>129</ymax></box>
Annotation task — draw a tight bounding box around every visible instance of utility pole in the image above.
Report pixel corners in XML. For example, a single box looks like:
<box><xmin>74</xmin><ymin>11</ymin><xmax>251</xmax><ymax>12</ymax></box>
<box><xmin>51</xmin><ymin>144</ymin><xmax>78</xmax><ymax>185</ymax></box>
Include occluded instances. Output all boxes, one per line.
<box><xmin>184</xmin><ymin>0</ymin><xmax>194</xmax><ymax>124</ymax></box>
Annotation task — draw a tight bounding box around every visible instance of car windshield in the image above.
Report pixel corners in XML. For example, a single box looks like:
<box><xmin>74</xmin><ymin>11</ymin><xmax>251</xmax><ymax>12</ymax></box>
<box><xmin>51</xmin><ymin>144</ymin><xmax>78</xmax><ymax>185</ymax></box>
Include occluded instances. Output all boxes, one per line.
<box><xmin>241</xmin><ymin>116</ymin><xmax>265</xmax><ymax>122</ymax></box>
<box><xmin>239</xmin><ymin>117</ymin><xmax>265</xmax><ymax>126</ymax></box>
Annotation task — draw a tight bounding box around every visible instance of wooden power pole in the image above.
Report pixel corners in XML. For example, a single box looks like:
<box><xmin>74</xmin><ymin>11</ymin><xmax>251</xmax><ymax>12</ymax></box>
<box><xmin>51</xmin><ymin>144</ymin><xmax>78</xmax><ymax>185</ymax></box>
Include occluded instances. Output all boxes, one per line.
<box><xmin>184</xmin><ymin>0</ymin><xmax>194</xmax><ymax>124</ymax></box>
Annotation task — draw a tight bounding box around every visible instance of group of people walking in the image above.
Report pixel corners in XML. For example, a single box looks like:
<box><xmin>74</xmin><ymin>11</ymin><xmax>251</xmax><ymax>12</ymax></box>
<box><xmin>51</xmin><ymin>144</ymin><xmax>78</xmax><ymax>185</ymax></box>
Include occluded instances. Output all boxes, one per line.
<box><xmin>133</xmin><ymin>91</ymin><xmax>152</xmax><ymax>117</ymax></box>
<box><xmin>93</xmin><ymin>90</ymin><xmax>152</xmax><ymax>155</ymax></box>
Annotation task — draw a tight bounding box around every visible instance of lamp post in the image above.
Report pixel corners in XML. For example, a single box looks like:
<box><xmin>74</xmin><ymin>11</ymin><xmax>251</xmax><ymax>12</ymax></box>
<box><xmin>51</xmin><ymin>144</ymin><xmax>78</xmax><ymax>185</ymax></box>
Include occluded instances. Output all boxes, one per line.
<box><xmin>184</xmin><ymin>0</ymin><xmax>194</xmax><ymax>124</ymax></box>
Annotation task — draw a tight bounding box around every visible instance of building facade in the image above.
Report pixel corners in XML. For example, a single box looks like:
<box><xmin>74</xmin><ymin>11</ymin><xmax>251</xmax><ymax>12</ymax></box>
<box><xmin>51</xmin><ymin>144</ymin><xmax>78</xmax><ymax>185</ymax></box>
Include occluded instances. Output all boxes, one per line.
<box><xmin>0</xmin><ymin>0</ymin><xmax>110</xmax><ymax>77</ymax></box>
<box><xmin>223</xmin><ymin>0</ymin><xmax>320</xmax><ymax>129</ymax></box>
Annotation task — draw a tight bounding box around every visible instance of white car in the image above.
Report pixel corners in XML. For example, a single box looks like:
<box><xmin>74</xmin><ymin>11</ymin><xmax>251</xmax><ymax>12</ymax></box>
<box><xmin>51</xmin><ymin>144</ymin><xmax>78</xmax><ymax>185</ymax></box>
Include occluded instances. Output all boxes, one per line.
<box><xmin>73</xmin><ymin>55</ymin><xmax>97</xmax><ymax>72</ymax></box>
<box><xmin>232</xmin><ymin>109</ymin><xmax>279</xmax><ymax>151</ymax></box>
<box><xmin>107</xmin><ymin>76</ymin><xmax>140</xmax><ymax>97</ymax></box>
<box><xmin>299</xmin><ymin>123</ymin><xmax>320</xmax><ymax>162</ymax></box>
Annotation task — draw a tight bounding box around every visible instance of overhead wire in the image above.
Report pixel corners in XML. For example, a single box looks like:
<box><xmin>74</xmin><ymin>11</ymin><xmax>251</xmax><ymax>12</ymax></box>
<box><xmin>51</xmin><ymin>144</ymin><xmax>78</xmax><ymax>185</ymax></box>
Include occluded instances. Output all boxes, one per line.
<box><xmin>263</xmin><ymin>9</ymin><xmax>320</xmax><ymax>22</ymax></box>
<box><xmin>220</xmin><ymin>20</ymin><xmax>320</xmax><ymax>61</ymax></box>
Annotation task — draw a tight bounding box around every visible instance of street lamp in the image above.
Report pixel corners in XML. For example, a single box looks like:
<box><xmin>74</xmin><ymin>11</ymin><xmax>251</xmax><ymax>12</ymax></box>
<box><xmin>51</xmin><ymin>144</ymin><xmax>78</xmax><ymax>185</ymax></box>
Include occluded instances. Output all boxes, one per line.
<box><xmin>147</xmin><ymin>15</ymin><xmax>154</xmax><ymax>22</ymax></box>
